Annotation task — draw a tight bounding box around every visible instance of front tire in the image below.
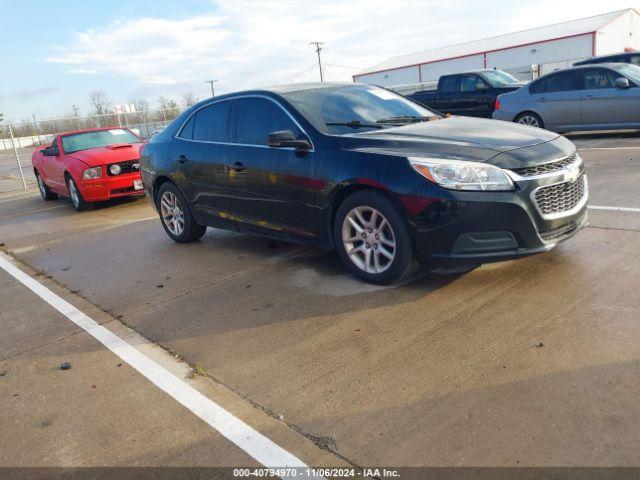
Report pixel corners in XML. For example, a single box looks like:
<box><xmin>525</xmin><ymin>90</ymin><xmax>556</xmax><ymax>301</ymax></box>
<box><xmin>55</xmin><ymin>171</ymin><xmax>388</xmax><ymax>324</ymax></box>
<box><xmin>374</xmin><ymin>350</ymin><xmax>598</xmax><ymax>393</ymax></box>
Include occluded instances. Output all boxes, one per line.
<box><xmin>157</xmin><ymin>182</ymin><xmax>207</xmax><ymax>243</ymax></box>
<box><xmin>66</xmin><ymin>174</ymin><xmax>91</xmax><ymax>211</ymax></box>
<box><xmin>515</xmin><ymin>112</ymin><xmax>544</xmax><ymax>129</ymax></box>
<box><xmin>36</xmin><ymin>171</ymin><xmax>58</xmax><ymax>201</ymax></box>
<box><xmin>334</xmin><ymin>190</ymin><xmax>416</xmax><ymax>285</ymax></box>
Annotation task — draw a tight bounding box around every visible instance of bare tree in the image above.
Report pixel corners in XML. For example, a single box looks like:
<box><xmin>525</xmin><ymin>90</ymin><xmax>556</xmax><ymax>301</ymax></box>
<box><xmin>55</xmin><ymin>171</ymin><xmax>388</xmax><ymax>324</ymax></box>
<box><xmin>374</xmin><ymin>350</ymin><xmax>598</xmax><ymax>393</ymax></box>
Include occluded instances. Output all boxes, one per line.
<box><xmin>130</xmin><ymin>98</ymin><xmax>150</xmax><ymax>113</ymax></box>
<box><xmin>89</xmin><ymin>91</ymin><xmax>111</xmax><ymax>115</ymax></box>
<box><xmin>181</xmin><ymin>92</ymin><xmax>198</xmax><ymax>108</ymax></box>
<box><xmin>158</xmin><ymin>96</ymin><xmax>179</xmax><ymax>111</ymax></box>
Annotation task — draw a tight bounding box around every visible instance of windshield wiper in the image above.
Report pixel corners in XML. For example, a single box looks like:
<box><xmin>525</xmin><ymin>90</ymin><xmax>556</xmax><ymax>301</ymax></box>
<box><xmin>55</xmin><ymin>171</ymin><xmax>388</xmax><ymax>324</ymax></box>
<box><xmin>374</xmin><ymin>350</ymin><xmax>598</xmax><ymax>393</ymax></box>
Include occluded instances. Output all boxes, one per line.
<box><xmin>325</xmin><ymin>120</ymin><xmax>384</xmax><ymax>129</ymax></box>
<box><xmin>375</xmin><ymin>115</ymin><xmax>435</xmax><ymax>125</ymax></box>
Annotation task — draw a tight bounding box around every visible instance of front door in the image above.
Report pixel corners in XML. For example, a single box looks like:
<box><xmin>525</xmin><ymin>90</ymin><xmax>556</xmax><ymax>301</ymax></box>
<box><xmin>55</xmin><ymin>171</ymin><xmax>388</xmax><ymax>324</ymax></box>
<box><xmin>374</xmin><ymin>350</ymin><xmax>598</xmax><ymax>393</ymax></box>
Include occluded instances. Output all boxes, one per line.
<box><xmin>579</xmin><ymin>67</ymin><xmax>639</xmax><ymax>126</ymax></box>
<box><xmin>226</xmin><ymin>96</ymin><xmax>317</xmax><ymax>240</ymax></box>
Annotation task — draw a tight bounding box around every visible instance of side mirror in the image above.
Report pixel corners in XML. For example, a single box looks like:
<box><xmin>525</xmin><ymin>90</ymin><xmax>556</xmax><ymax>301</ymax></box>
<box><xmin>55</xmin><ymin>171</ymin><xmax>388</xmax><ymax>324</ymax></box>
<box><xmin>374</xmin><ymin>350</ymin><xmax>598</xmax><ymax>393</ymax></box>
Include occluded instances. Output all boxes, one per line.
<box><xmin>41</xmin><ymin>147</ymin><xmax>56</xmax><ymax>156</ymax></box>
<box><xmin>267</xmin><ymin>130</ymin><xmax>311</xmax><ymax>150</ymax></box>
<box><xmin>615</xmin><ymin>77</ymin><xmax>631</xmax><ymax>89</ymax></box>
<box><xmin>476</xmin><ymin>83</ymin><xmax>489</xmax><ymax>91</ymax></box>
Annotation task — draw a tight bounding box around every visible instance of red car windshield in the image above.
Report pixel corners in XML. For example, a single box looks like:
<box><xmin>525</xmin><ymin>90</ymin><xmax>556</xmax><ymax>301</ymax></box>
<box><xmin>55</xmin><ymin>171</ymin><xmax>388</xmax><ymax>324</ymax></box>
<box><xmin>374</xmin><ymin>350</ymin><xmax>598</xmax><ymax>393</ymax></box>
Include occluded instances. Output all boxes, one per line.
<box><xmin>62</xmin><ymin>129</ymin><xmax>140</xmax><ymax>153</ymax></box>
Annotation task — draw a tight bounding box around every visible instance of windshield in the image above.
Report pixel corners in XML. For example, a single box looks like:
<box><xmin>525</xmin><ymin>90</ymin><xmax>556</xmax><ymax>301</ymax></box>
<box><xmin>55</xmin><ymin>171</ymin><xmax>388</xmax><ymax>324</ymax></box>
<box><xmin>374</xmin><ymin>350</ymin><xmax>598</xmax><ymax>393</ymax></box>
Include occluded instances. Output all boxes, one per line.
<box><xmin>62</xmin><ymin>129</ymin><xmax>141</xmax><ymax>153</ymax></box>
<box><xmin>282</xmin><ymin>85</ymin><xmax>437</xmax><ymax>135</ymax></box>
<box><xmin>612</xmin><ymin>64</ymin><xmax>640</xmax><ymax>85</ymax></box>
<box><xmin>481</xmin><ymin>70</ymin><xmax>520</xmax><ymax>87</ymax></box>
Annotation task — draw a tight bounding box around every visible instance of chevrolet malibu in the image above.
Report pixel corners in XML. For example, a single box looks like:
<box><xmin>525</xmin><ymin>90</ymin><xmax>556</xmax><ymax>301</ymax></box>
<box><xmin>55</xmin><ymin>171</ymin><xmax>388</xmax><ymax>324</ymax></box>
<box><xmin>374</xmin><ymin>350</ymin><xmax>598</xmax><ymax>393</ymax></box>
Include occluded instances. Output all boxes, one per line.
<box><xmin>140</xmin><ymin>83</ymin><xmax>588</xmax><ymax>284</ymax></box>
<box><xmin>32</xmin><ymin>127</ymin><xmax>145</xmax><ymax>211</ymax></box>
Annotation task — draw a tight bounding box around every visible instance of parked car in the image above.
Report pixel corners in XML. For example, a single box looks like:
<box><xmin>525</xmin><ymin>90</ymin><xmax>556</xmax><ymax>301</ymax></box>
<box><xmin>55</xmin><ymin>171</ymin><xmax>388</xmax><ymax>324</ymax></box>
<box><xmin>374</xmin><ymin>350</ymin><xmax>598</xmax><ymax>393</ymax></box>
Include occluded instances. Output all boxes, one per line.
<box><xmin>493</xmin><ymin>63</ymin><xmax>640</xmax><ymax>132</ymax></box>
<box><xmin>141</xmin><ymin>83</ymin><xmax>587</xmax><ymax>284</ymax></box>
<box><xmin>32</xmin><ymin>127</ymin><xmax>145</xmax><ymax>211</ymax></box>
<box><xmin>406</xmin><ymin>70</ymin><xmax>525</xmax><ymax>118</ymax></box>
<box><xmin>574</xmin><ymin>51</ymin><xmax>640</xmax><ymax>66</ymax></box>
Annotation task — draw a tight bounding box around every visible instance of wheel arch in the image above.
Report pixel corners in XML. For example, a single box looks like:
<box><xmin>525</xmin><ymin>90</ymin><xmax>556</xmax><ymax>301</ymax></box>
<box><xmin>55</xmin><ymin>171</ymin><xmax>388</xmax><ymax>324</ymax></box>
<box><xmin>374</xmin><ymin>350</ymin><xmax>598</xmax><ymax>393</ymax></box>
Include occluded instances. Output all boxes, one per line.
<box><xmin>326</xmin><ymin>181</ymin><xmax>409</xmax><ymax>249</ymax></box>
<box><xmin>152</xmin><ymin>175</ymin><xmax>175</xmax><ymax>208</ymax></box>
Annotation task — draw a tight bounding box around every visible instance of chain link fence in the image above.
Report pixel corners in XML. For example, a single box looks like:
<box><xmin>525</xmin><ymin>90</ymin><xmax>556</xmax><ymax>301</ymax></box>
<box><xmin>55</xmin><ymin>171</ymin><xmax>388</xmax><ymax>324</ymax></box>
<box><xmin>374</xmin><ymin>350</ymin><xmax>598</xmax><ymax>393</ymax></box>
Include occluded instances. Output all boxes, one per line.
<box><xmin>0</xmin><ymin>108</ymin><xmax>181</xmax><ymax>195</ymax></box>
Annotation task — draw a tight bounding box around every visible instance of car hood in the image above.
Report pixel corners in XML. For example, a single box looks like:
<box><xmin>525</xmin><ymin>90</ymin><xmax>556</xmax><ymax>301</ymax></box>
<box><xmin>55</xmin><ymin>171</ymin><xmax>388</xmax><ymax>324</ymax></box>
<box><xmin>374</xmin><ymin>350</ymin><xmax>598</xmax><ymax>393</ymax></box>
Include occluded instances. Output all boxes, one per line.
<box><xmin>341</xmin><ymin>116</ymin><xmax>574</xmax><ymax>169</ymax></box>
<box><xmin>67</xmin><ymin>143</ymin><xmax>143</xmax><ymax>167</ymax></box>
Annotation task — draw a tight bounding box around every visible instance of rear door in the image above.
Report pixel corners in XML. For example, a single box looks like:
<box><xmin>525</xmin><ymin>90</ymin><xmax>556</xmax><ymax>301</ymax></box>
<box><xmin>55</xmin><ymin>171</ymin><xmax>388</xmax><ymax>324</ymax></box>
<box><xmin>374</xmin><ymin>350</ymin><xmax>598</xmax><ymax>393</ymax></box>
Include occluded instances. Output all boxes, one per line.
<box><xmin>170</xmin><ymin>100</ymin><xmax>236</xmax><ymax>220</ymax></box>
<box><xmin>529</xmin><ymin>71</ymin><xmax>583</xmax><ymax>130</ymax></box>
<box><xmin>435</xmin><ymin>75</ymin><xmax>462</xmax><ymax>115</ymax></box>
<box><xmin>227</xmin><ymin>96</ymin><xmax>316</xmax><ymax>240</ymax></box>
<box><xmin>579</xmin><ymin>67</ymin><xmax>639</xmax><ymax>125</ymax></box>
<box><xmin>460</xmin><ymin>74</ymin><xmax>493</xmax><ymax>117</ymax></box>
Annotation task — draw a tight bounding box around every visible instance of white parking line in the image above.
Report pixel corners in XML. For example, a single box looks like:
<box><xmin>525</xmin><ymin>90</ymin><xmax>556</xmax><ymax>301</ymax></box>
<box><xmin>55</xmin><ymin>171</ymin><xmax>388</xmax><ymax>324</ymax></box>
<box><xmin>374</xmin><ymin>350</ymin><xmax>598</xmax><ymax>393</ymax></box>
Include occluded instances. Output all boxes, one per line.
<box><xmin>588</xmin><ymin>205</ymin><xmax>640</xmax><ymax>213</ymax></box>
<box><xmin>578</xmin><ymin>147</ymin><xmax>640</xmax><ymax>151</ymax></box>
<box><xmin>0</xmin><ymin>252</ymin><xmax>320</xmax><ymax>478</ymax></box>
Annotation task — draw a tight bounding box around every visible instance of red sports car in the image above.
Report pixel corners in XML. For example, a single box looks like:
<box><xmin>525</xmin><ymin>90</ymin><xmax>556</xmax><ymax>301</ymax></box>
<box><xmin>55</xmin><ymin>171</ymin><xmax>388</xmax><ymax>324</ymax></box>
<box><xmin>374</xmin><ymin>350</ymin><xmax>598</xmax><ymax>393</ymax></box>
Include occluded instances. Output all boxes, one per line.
<box><xmin>31</xmin><ymin>127</ymin><xmax>145</xmax><ymax>211</ymax></box>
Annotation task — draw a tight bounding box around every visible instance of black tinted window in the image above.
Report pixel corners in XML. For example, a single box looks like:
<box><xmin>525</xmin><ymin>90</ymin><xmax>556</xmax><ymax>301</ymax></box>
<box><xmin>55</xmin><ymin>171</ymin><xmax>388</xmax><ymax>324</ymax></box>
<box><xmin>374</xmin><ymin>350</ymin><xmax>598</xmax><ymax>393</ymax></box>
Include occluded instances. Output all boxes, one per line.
<box><xmin>530</xmin><ymin>72</ymin><xmax>581</xmax><ymax>93</ymax></box>
<box><xmin>178</xmin><ymin>115</ymin><xmax>195</xmax><ymax>140</ymax></box>
<box><xmin>582</xmin><ymin>68</ymin><xmax>617</xmax><ymax>89</ymax></box>
<box><xmin>234</xmin><ymin>97</ymin><xmax>300</xmax><ymax>145</ymax></box>
<box><xmin>630</xmin><ymin>55</ymin><xmax>640</xmax><ymax>66</ymax></box>
<box><xmin>439</xmin><ymin>76</ymin><xmax>459</xmax><ymax>93</ymax></box>
<box><xmin>460</xmin><ymin>75</ymin><xmax>488</xmax><ymax>92</ymax></box>
<box><xmin>193</xmin><ymin>101</ymin><xmax>230</xmax><ymax>142</ymax></box>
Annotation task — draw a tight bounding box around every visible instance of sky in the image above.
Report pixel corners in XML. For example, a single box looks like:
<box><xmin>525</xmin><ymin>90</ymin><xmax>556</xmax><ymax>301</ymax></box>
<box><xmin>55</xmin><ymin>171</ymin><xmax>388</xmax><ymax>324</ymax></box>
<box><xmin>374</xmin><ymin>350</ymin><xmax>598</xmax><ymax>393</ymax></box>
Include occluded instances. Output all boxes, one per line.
<box><xmin>0</xmin><ymin>0</ymin><xmax>638</xmax><ymax>122</ymax></box>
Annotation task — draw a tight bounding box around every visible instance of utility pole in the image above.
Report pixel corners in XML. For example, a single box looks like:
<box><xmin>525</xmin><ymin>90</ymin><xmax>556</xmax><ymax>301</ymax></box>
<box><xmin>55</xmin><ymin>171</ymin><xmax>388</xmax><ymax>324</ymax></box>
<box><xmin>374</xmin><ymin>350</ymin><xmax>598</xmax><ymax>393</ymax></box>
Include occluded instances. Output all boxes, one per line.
<box><xmin>205</xmin><ymin>80</ymin><xmax>218</xmax><ymax>97</ymax></box>
<box><xmin>309</xmin><ymin>41</ymin><xmax>324</xmax><ymax>82</ymax></box>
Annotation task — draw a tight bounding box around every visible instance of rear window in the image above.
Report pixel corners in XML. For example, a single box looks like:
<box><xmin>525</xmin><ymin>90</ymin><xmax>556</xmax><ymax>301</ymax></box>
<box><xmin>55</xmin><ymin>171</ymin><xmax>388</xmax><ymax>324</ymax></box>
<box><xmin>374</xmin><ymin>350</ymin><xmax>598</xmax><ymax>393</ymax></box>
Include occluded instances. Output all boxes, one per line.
<box><xmin>192</xmin><ymin>101</ymin><xmax>231</xmax><ymax>142</ymax></box>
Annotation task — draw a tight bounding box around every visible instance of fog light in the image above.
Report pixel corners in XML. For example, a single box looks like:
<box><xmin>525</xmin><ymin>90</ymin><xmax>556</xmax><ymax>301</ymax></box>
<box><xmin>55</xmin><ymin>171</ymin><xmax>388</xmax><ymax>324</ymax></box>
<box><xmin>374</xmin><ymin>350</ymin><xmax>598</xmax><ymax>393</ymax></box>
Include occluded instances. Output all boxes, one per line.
<box><xmin>109</xmin><ymin>164</ymin><xmax>122</xmax><ymax>175</ymax></box>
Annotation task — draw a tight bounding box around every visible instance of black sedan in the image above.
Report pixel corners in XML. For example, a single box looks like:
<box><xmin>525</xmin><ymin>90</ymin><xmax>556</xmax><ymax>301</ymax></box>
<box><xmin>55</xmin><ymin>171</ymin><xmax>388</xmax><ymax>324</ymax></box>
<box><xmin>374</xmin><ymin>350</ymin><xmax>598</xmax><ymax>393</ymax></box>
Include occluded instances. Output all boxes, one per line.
<box><xmin>140</xmin><ymin>83</ymin><xmax>587</xmax><ymax>284</ymax></box>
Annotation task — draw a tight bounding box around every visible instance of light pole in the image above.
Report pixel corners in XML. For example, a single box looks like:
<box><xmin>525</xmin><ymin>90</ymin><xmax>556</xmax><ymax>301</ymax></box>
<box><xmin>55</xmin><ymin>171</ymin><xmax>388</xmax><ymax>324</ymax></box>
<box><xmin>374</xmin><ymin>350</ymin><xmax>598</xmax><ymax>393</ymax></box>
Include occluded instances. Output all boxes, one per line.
<box><xmin>205</xmin><ymin>80</ymin><xmax>218</xmax><ymax>97</ymax></box>
<box><xmin>309</xmin><ymin>42</ymin><xmax>324</xmax><ymax>82</ymax></box>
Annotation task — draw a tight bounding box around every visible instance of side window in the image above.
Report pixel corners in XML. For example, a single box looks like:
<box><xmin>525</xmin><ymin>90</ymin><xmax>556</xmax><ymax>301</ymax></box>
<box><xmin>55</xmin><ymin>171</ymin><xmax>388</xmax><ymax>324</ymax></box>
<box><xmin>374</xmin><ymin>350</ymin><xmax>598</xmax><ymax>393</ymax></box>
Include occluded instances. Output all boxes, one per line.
<box><xmin>529</xmin><ymin>78</ymin><xmax>547</xmax><ymax>94</ymax></box>
<box><xmin>233</xmin><ymin>97</ymin><xmax>301</xmax><ymax>146</ymax></box>
<box><xmin>460</xmin><ymin>75</ymin><xmax>488</xmax><ymax>92</ymax></box>
<box><xmin>582</xmin><ymin>68</ymin><xmax>616</xmax><ymax>89</ymax></box>
<box><xmin>178</xmin><ymin>115</ymin><xmax>195</xmax><ymax>140</ymax></box>
<box><xmin>439</xmin><ymin>76</ymin><xmax>459</xmax><ymax>94</ymax></box>
<box><xmin>543</xmin><ymin>72</ymin><xmax>581</xmax><ymax>93</ymax></box>
<box><xmin>193</xmin><ymin>101</ymin><xmax>231</xmax><ymax>142</ymax></box>
<box><xmin>630</xmin><ymin>56</ymin><xmax>640</xmax><ymax>66</ymax></box>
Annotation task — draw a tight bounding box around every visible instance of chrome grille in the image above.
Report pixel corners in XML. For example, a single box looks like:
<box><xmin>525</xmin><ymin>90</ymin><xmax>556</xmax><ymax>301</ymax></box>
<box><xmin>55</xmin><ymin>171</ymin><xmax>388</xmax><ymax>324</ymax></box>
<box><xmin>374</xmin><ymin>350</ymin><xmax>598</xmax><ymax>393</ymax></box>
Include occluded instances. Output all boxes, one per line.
<box><xmin>534</xmin><ymin>175</ymin><xmax>586</xmax><ymax>216</ymax></box>
<box><xmin>107</xmin><ymin>159</ymin><xmax>140</xmax><ymax>176</ymax></box>
<box><xmin>513</xmin><ymin>153</ymin><xmax>577</xmax><ymax>177</ymax></box>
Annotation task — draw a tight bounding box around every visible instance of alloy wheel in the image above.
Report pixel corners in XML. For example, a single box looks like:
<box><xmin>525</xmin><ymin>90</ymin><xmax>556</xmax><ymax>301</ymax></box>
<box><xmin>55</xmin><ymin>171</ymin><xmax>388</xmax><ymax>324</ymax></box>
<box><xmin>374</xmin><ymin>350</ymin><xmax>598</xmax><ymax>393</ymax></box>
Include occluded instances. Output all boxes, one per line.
<box><xmin>160</xmin><ymin>191</ymin><xmax>185</xmax><ymax>236</ymax></box>
<box><xmin>37</xmin><ymin>175</ymin><xmax>46</xmax><ymax>198</ymax></box>
<box><xmin>68</xmin><ymin>179</ymin><xmax>80</xmax><ymax>207</ymax></box>
<box><xmin>517</xmin><ymin>115</ymin><xmax>540</xmax><ymax>127</ymax></box>
<box><xmin>342</xmin><ymin>206</ymin><xmax>396</xmax><ymax>274</ymax></box>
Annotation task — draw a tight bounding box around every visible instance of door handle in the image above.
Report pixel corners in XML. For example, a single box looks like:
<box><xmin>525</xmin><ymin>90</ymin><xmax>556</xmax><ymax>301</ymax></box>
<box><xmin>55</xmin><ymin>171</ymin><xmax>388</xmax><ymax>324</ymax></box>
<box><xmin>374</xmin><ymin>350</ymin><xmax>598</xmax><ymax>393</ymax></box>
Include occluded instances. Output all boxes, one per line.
<box><xmin>178</xmin><ymin>155</ymin><xmax>189</xmax><ymax>164</ymax></box>
<box><xmin>538</xmin><ymin>97</ymin><xmax>547</xmax><ymax>102</ymax></box>
<box><xmin>228</xmin><ymin>162</ymin><xmax>246</xmax><ymax>173</ymax></box>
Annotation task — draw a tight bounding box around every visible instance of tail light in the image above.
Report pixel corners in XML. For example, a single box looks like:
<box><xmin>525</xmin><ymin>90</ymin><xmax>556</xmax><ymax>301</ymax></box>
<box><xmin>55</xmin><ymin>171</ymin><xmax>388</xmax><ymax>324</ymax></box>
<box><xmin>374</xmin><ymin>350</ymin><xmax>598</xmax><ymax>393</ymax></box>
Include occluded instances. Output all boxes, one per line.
<box><xmin>494</xmin><ymin>98</ymin><xmax>501</xmax><ymax>111</ymax></box>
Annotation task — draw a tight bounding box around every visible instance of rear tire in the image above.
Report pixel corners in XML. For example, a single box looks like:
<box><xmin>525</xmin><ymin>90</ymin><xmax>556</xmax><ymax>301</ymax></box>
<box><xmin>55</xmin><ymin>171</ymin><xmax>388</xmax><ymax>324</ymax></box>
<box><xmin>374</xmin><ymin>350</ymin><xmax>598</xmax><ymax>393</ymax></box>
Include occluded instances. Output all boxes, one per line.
<box><xmin>157</xmin><ymin>182</ymin><xmax>207</xmax><ymax>243</ymax></box>
<box><xmin>515</xmin><ymin>112</ymin><xmax>544</xmax><ymax>129</ymax></box>
<box><xmin>65</xmin><ymin>174</ymin><xmax>91</xmax><ymax>211</ymax></box>
<box><xmin>36</xmin><ymin>171</ymin><xmax>58</xmax><ymax>201</ymax></box>
<box><xmin>334</xmin><ymin>190</ymin><xmax>416</xmax><ymax>285</ymax></box>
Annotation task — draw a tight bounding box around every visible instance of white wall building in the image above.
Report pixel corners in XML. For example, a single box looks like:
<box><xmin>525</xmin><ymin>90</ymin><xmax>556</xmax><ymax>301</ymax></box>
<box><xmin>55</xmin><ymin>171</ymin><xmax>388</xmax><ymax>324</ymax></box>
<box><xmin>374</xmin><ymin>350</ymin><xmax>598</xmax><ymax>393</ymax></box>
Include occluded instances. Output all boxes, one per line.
<box><xmin>354</xmin><ymin>9</ymin><xmax>640</xmax><ymax>86</ymax></box>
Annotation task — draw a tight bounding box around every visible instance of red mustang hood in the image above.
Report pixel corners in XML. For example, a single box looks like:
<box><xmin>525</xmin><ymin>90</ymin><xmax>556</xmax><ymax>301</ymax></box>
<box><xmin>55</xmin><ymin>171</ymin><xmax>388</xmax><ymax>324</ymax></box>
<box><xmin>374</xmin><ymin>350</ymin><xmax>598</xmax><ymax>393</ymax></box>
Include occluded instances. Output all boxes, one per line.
<box><xmin>67</xmin><ymin>143</ymin><xmax>143</xmax><ymax>167</ymax></box>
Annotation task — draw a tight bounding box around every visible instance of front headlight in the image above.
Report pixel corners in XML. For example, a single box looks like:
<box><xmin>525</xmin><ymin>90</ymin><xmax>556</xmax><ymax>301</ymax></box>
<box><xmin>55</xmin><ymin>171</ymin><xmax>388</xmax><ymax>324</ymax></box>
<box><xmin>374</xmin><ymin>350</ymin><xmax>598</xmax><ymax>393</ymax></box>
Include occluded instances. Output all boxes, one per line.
<box><xmin>408</xmin><ymin>157</ymin><xmax>514</xmax><ymax>191</ymax></box>
<box><xmin>82</xmin><ymin>166</ymin><xmax>102</xmax><ymax>180</ymax></box>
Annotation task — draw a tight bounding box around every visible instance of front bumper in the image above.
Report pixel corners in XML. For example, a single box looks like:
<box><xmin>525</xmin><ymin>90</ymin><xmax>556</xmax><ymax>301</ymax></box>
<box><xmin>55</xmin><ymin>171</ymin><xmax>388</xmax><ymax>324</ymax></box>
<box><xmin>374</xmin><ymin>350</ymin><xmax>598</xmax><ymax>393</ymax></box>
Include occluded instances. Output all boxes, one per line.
<box><xmin>406</xmin><ymin>169</ymin><xmax>588</xmax><ymax>267</ymax></box>
<box><xmin>79</xmin><ymin>173</ymin><xmax>145</xmax><ymax>202</ymax></box>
